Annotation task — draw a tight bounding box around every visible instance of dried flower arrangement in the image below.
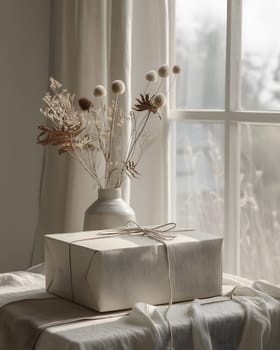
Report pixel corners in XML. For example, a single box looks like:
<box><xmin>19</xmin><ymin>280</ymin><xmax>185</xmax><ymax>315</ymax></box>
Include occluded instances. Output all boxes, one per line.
<box><xmin>38</xmin><ymin>64</ymin><xmax>181</xmax><ymax>189</ymax></box>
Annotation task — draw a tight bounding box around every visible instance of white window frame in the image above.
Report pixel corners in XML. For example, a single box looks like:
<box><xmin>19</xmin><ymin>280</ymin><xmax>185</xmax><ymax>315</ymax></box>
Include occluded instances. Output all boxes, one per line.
<box><xmin>169</xmin><ymin>0</ymin><xmax>280</xmax><ymax>274</ymax></box>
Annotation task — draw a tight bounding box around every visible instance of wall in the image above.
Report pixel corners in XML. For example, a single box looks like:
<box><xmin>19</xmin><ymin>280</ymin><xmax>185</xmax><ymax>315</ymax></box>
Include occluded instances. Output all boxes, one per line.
<box><xmin>0</xmin><ymin>0</ymin><xmax>51</xmax><ymax>272</ymax></box>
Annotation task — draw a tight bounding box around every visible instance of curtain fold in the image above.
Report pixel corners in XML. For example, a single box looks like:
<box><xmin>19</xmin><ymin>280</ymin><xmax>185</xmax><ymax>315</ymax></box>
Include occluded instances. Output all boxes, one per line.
<box><xmin>32</xmin><ymin>0</ymin><xmax>171</xmax><ymax>264</ymax></box>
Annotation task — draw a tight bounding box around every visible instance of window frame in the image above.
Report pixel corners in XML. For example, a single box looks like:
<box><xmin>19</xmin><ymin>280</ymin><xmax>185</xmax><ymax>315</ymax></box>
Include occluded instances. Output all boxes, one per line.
<box><xmin>169</xmin><ymin>0</ymin><xmax>280</xmax><ymax>274</ymax></box>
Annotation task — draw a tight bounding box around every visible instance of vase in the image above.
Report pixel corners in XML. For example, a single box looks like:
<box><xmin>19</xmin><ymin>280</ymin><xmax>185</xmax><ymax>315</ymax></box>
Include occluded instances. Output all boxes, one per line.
<box><xmin>83</xmin><ymin>188</ymin><xmax>136</xmax><ymax>231</ymax></box>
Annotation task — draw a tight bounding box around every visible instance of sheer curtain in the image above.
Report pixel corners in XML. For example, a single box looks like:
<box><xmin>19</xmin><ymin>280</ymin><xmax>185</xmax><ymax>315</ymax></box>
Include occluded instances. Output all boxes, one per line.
<box><xmin>32</xmin><ymin>0</ymin><xmax>171</xmax><ymax>264</ymax></box>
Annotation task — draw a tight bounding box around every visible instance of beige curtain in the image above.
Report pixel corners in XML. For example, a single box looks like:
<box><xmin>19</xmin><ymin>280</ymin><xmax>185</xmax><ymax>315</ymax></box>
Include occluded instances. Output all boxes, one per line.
<box><xmin>32</xmin><ymin>0</ymin><xmax>171</xmax><ymax>264</ymax></box>
<box><xmin>32</xmin><ymin>0</ymin><xmax>132</xmax><ymax>263</ymax></box>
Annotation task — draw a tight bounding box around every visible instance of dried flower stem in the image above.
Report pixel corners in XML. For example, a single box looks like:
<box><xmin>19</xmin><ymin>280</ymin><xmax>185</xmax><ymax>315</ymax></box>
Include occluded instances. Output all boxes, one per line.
<box><xmin>165</xmin><ymin>75</ymin><xmax>176</xmax><ymax>95</ymax></box>
<box><xmin>71</xmin><ymin>148</ymin><xmax>102</xmax><ymax>188</ymax></box>
<box><xmin>155</xmin><ymin>79</ymin><xmax>164</xmax><ymax>96</ymax></box>
<box><xmin>94</xmin><ymin>110</ymin><xmax>106</xmax><ymax>158</ymax></box>
<box><xmin>106</xmin><ymin>95</ymin><xmax>119</xmax><ymax>187</ymax></box>
<box><xmin>127</xmin><ymin>111</ymin><xmax>151</xmax><ymax>163</ymax></box>
<box><xmin>116</xmin><ymin>111</ymin><xmax>152</xmax><ymax>187</ymax></box>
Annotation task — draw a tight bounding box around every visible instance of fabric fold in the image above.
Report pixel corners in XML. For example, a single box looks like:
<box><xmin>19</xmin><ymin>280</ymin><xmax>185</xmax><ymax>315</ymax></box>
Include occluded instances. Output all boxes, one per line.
<box><xmin>126</xmin><ymin>303</ymin><xmax>167</xmax><ymax>350</ymax></box>
<box><xmin>224</xmin><ymin>275</ymin><xmax>280</xmax><ymax>350</ymax></box>
<box><xmin>189</xmin><ymin>300</ymin><xmax>213</xmax><ymax>350</ymax></box>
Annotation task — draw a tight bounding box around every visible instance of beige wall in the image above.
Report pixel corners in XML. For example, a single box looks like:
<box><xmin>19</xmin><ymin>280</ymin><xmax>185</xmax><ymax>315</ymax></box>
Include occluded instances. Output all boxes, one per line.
<box><xmin>0</xmin><ymin>0</ymin><xmax>51</xmax><ymax>272</ymax></box>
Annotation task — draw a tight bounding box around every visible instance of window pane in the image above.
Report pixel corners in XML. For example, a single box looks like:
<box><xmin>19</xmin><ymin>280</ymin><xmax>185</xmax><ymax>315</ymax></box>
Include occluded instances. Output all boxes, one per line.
<box><xmin>175</xmin><ymin>121</ymin><xmax>224</xmax><ymax>236</ymax></box>
<box><xmin>241</xmin><ymin>0</ymin><xmax>280</xmax><ymax>111</ymax></box>
<box><xmin>175</xmin><ymin>0</ymin><xmax>226</xmax><ymax>109</ymax></box>
<box><xmin>240</xmin><ymin>124</ymin><xmax>280</xmax><ymax>283</ymax></box>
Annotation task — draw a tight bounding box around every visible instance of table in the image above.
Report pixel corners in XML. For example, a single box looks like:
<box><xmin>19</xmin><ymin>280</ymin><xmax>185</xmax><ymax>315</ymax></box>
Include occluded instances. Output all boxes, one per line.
<box><xmin>0</xmin><ymin>269</ymin><xmax>279</xmax><ymax>350</ymax></box>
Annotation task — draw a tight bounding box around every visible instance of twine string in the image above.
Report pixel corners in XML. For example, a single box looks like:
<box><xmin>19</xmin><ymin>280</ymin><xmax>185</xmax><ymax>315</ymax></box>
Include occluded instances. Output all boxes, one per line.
<box><xmin>50</xmin><ymin>222</ymin><xmax>183</xmax><ymax>350</ymax></box>
<box><xmin>163</xmin><ymin>240</ymin><xmax>175</xmax><ymax>350</ymax></box>
<box><xmin>99</xmin><ymin>221</ymin><xmax>177</xmax><ymax>350</ymax></box>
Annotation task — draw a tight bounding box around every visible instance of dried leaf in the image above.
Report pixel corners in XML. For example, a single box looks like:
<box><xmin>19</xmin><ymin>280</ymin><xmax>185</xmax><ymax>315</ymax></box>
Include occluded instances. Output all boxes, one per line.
<box><xmin>133</xmin><ymin>93</ymin><xmax>158</xmax><ymax>113</ymax></box>
<box><xmin>37</xmin><ymin>125</ymin><xmax>82</xmax><ymax>153</ymax></box>
<box><xmin>124</xmin><ymin>160</ymin><xmax>141</xmax><ymax>178</ymax></box>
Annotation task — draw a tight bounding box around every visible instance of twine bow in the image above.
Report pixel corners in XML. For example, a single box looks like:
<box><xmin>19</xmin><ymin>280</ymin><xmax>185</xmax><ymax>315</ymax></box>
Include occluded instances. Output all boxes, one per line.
<box><xmin>97</xmin><ymin>221</ymin><xmax>178</xmax><ymax>243</ymax></box>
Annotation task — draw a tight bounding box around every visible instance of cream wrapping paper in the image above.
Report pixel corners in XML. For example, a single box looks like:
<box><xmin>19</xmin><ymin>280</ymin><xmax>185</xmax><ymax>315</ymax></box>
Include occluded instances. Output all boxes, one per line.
<box><xmin>45</xmin><ymin>229</ymin><xmax>223</xmax><ymax>312</ymax></box>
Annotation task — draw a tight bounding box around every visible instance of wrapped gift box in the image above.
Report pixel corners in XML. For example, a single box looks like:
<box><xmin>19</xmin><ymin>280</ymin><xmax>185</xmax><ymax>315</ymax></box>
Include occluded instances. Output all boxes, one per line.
<box><xmin>45</xmin><ymin>229</ymin><xmax>223</xmax><ymax>312</ymax></box>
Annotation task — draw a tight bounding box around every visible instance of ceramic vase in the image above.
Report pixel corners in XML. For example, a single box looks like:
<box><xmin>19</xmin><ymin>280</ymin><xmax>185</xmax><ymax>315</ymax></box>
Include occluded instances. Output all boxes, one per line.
<box><xmin>83</xmin><ymin>188</ymin><xmax>136</xmax><ymax>231</ymax></box>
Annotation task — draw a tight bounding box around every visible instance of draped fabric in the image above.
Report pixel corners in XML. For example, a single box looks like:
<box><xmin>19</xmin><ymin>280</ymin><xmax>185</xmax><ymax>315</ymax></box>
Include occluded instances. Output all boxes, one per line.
<box><xmin>32</xmin><ymin>0</ymin><xmax>171</xmax><ymax>264</ymax></box>
<box><xmin>1</xmin><ymin>270</ymin><xmax>280</xmax><ymax>350</ymax></box>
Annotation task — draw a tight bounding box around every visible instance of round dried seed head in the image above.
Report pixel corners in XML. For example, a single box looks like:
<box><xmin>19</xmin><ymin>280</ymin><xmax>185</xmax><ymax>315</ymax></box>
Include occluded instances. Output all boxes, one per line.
<box><xmin>154</xmin><ymin>93</ymin><xmax>166</xmax><ymax>108</ymax></box>
<box><xmin>158</xmin><ymin>64</ymin><xmax>169</xmax><ymax>78</ymax></box>
<box><xmin>78</xmin><ymin>98</ymin><xmax>93</xmax><ymax>111</ymax></box>
<box><xmin>93</xmin><ymin>85</ymin><xmax>107</xmax><ymax>97</ymax></box>
<box><xmin>145</xmin><ymin>70</ymin><xmax>158</xmax><ymax>82</ymax></box>
<box><xmin>172</xmin><ymin>65</ymin><xmax>181</xmax><ymax>74</ymax></box>
<box><xmin>112</xmin><ymin>80</ymin><xmax>126</xmax><ymax>95</ymax></box>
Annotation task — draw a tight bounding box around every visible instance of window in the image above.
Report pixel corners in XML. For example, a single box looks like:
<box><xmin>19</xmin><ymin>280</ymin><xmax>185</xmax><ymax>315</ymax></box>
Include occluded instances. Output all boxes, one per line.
<box><xmin>171</xmin><ymin>0</ymin><xmax>280</xmax><ymax>283</ymax></box>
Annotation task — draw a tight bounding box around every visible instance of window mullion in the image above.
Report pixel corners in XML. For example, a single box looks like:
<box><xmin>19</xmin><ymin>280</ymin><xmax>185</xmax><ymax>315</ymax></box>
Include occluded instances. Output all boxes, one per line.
<box><xmin>225</xmin><ymin>0</ymin><xmax>242</xmax><ymax>111</ymax></box>
<box><xmin>224</xmin><ymin>121</ymin><xmax>241</xmax><ymax>274</ymax></box>
<box><xmin>224</xmin><ymin>0</ymin><xmax>242</xmax><ymax>274</ymax></box>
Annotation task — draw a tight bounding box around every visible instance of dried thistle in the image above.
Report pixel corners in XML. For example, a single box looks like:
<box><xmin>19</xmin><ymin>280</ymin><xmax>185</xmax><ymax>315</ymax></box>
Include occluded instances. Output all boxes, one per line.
<box><xmin>153</xmin><ymin>93</ymin><xmax>166</xmax><ymax>109</ymax></box>
<box><xmin>93</xmin><ymin>85</ymin><xmax>107</xmax><ymax>97</ymax></box>
<box><xmin>158</xmin><ymin>64</ymin><xmax>169</xmax><ymax>78</ymax></box>
<box><xmin>112</xmin><ymin>80</ymin><xmax>126</xmax><ymax>95</ymax></box>
<box><xmin>145</xmin><ymin>70</ymin><xmax>158</xmax><ymax>82</ymax></box>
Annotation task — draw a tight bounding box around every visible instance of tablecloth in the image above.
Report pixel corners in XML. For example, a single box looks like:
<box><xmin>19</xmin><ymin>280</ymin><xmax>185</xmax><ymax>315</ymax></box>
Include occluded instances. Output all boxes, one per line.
<box><xmin>0</xmin><ymin>268</ymin><xmax>279</xmax><ymax>350</ymax></box>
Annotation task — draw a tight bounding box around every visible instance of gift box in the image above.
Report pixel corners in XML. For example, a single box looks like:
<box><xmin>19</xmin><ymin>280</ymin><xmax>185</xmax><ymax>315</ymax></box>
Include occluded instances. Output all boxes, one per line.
<box><xmin>45</xmin><ymin>228</ymin><xmax>223</xmax><ymax>312</ymax></box>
